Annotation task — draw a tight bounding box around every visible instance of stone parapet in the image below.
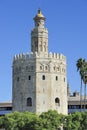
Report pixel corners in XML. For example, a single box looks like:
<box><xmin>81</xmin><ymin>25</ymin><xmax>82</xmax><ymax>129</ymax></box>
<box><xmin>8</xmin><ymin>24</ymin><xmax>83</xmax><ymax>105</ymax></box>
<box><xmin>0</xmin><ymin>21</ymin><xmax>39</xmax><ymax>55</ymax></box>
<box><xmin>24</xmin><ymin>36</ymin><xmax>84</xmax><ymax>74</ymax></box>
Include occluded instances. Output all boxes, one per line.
<box><xmin>13</xmin><ymin>52</ymin><xmax>66</xmax><ymax>63</ymax></box>
<box><xmin>48</xmin><ymin>52</ymin><xmax>66</xmax><ymax>61</ymax></box>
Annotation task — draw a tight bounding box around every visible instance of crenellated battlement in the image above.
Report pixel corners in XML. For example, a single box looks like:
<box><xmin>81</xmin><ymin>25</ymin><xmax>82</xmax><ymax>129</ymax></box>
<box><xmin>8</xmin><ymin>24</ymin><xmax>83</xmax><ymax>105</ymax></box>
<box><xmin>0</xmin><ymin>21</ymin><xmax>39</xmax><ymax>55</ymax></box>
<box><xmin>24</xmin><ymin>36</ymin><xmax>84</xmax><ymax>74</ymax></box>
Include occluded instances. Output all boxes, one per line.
<box><xmin>13</xmin><ymin>52</ymin><xmax>66</xmax><ymax>63</ymax></box>
<box><xmin>48</xmin><ymin>52</ymin><xmax>66</xmax><ymax>60</ymax></box>
<box><xmin>13</xmin><ymin>52</ymin><xmax>39</xmax><ymax>61</ymax></box>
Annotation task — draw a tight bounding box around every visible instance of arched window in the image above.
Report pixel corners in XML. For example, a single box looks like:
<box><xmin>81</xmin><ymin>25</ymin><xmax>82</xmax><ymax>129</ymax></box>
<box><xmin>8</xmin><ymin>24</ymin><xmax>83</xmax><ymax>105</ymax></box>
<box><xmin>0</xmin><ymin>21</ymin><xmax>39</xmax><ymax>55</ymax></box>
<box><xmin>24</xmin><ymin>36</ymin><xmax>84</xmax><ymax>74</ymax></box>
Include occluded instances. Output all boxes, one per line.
<box><xmin>27</xmin><ymin>97</ymin><xmax>32</xmax><ymax>106</ymax></box>
<box><xmin>55</xmin><ymin>97</ymin><xmax>60</xmax><ymax>106</ymax></box>
<box><xmin>42</xmin><ymin>75</ymin><xmax>45</xmax><ymax>80</ymax></box>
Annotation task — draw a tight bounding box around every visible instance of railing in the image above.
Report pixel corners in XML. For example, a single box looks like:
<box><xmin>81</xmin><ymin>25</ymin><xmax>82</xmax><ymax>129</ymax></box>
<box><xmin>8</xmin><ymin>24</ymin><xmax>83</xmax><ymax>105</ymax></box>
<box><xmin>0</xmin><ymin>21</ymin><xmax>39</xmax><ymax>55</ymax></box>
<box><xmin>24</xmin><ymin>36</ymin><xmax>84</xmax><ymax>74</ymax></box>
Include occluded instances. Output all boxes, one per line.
<box><xmin>68</xmin><ymin>108</ymin><xmax>87</xmax><ymax>113</ymax></box>
<box><xmin>0</xmin><ymin>110</ymin><xmax>12</xmax><ymax>115</ymax></box>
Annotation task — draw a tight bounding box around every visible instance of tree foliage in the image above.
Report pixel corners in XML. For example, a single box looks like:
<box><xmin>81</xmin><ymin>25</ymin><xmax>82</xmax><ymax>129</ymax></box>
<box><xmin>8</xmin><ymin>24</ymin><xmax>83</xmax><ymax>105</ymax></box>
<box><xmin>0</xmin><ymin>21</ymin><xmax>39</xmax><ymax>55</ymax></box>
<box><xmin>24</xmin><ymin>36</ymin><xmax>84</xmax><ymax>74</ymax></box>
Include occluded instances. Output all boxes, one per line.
<box><xmin>40</xmin><ymin>110</ymin><xmax>64</xmax><ymax>130</ymax></box>
<box><xmin>0</xmin><ymin>111</ymin><xmax>42</xmax><ymax>130</ymax></box>
<box><xmin>0</xmin><ymin>110</ymin><xmax>64</xmax><ymax>130</ymax></box>
<box><xmin>76</xmin><ymin>58</ymin><xmax>87</xmax><ymax>110</ymax></box>
<box><xmin>0</xmin><ymin>110</ymin><xmax>87</xmax><ymax>130</ymax></box>
<box><xmin>63</xmin><ymin>111</ymin><xmax>87</xmax><ymax>130</ymax></box>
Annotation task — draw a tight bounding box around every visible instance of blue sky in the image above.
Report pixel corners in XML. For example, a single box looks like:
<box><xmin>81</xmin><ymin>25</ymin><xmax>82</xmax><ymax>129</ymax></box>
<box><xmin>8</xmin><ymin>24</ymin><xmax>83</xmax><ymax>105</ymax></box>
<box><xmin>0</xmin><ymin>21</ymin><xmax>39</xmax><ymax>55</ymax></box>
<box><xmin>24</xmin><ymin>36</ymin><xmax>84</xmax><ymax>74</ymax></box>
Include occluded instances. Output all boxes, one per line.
<box><xmin>0</xmin><ymin>0</ymin><xmax>87</xmax><ymax>102</ymax></box>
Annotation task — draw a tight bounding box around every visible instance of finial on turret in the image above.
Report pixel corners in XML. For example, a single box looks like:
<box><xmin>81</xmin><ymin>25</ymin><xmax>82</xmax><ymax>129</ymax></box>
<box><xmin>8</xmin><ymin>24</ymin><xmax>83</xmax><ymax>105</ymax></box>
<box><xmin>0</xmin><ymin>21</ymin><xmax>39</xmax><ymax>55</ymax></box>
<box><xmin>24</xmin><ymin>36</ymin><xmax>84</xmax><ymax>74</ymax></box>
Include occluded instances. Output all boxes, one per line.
<box><xmin>38</xmin><ymin>8</ymin><xmax>41</xmax><ymax>14</ymax></box>
<box><xmin>34</xmin><ymin>9</ymin><xmax>45</xmax><ymax>20</ymax></box>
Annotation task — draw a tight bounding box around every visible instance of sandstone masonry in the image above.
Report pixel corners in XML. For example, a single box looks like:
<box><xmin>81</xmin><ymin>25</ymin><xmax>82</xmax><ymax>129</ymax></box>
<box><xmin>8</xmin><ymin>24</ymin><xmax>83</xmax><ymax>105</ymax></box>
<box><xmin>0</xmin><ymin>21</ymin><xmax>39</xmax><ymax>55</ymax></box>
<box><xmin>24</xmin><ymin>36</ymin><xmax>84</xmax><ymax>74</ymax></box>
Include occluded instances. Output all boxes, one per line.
<box><xmin>12</xmin><ymin>9</ymin><xmax>67</xmax><ymax>115</ymax></box>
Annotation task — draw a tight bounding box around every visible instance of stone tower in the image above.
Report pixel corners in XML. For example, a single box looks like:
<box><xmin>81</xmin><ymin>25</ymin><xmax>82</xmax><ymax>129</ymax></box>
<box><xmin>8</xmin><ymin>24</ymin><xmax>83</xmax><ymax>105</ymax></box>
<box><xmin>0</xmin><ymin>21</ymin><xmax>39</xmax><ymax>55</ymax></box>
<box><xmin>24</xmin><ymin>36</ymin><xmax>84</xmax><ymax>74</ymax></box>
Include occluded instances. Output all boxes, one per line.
<box><xmin>12</xmin><ymin>9</ymin><xmax>67</xmax><ymax>115</ymax></box>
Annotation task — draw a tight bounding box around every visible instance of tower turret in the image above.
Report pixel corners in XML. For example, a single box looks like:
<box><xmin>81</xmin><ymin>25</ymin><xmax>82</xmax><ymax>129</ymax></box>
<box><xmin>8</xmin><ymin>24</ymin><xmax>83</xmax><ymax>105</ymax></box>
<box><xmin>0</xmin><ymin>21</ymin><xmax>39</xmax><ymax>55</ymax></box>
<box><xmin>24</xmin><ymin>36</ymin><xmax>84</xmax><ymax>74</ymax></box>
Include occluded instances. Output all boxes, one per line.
<box><xmin>31</xmin><ymin>9</ymin><xmax>48</xmax><ymax>55</ymax></box>
<box><xmin>34</xmin><ymin>9</ymin><xmax>45</xmax><ymax>28</ymax></box>
<box><xmin>12</xmin><ymin>9</ymin><xmax>67</xmax><ymax>115</ymax></box>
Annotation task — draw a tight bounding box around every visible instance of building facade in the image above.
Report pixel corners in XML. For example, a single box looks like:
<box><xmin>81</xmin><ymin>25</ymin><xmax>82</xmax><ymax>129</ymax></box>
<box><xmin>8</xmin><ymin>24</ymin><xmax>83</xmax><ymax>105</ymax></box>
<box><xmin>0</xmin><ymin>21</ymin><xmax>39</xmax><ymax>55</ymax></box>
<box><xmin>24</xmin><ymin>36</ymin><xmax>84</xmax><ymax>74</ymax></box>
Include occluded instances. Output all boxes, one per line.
<box><xmin>68</xmin><ymin>92</ymin><xmax>87</xmax><ymax>113</ymax></box>
<box><xmin>0</xmin><ymin>102</ymin><xmax>12</xmax><ymax>116</ymax></box>
<box><xmin>0</xmin><ymin>90</ymin><xmax>87</xmax><ymax>116</ymax></box>
<box><xmin>12</xmin><ymin>10</ymin><xmax>67</xmax><ymax>115</ymax></box>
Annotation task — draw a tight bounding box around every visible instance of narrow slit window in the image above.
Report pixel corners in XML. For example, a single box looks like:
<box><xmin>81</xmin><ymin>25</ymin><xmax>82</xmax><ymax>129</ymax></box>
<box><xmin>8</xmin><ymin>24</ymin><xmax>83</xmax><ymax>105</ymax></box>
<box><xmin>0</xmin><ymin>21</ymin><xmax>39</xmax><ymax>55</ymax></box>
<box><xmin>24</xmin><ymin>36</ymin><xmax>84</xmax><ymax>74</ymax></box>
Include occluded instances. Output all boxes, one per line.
<box><xmin>42</xmin><ymin>75</ymin><xmax>45</xmax><ymax>80</ymax></box>
<box><xmin>40</xmin><ymin>66</ymin><xmax>42</xmax><ymax>70</ymax></box>
<box><xmin>17</xmin><ymin>77</ymin><xmax>19</xmax><ymax>82</ymax></box>
<box><xmin>28</xmin><ymin>75</ymin><xmax>31</xmax><ymax>80</ymax></box>
<box><xmin>64</xmin><ymin>77</ymin><xmax>65</xmax><ymax>82</ymax></box>
<box><xmin>56</xmin><ymin>76</ymin><xmax>58</xmax><ymax>81</ymax></box>
<box><xmin>45</xmin><ymin>66</ymin><xmax>47</xmax><ymax>70</ymax></box>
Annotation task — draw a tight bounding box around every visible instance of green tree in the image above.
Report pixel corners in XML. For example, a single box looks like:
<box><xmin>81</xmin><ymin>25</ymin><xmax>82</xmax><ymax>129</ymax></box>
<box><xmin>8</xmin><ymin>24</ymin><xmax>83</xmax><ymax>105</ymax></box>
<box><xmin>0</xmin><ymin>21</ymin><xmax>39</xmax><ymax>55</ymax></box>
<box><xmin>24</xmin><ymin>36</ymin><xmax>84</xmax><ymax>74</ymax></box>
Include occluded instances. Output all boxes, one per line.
<box><xmin>40</xmin><ymin>110</ymin><xmax>64</xmax><ymax>130</ymax></box>
<box><xmin>0</xmin><ymin>116</ymin><xmax>4</xmax><ymax>129</ymax></box>
<box><xmin>82</xmin><ymin>62</ymin><xmax>87</xmax><ymax>110</ymax></box>
<box><xmin>0</xmin><ymin>111</ymin><xmax>43</xmax><ymax>130</ymax></box>
<box><xmin>1</xmin><ymin>115</ymin><xmax>16</xmax><ymax>130</ymax></box>
<box><xmin>0</xmin><ymin>110</ymin><xmax>65</xmax><ymax>130</ymax></box>
<box><xmin>81</xmin><ymin>111</ymin><xmax>87</xmax><ymax>130</ymax></box>
<box><xmin>64</xmin><ymin>112</ymin><xmax>82</xmax><ymax>130</ymax></box>
<box><xmin>76</xmin><ymin>58</ymin><xmax>86</xmax><ymax>110</ymax></box>
<box><xmin>1</xmin><ymin>111</ymin><xmax>87</xmax><ymax>130</ymax></box>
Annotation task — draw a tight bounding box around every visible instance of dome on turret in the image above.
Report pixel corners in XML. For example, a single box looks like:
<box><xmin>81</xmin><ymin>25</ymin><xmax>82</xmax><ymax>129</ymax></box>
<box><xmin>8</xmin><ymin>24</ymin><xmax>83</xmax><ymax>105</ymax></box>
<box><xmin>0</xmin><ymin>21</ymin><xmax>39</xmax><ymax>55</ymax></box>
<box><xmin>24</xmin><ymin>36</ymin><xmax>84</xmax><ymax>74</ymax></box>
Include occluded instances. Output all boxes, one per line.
<box><xmin>34</xmin><ymin>9</ymin><xmax>45</xmax><ymax>20</ymax></box>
